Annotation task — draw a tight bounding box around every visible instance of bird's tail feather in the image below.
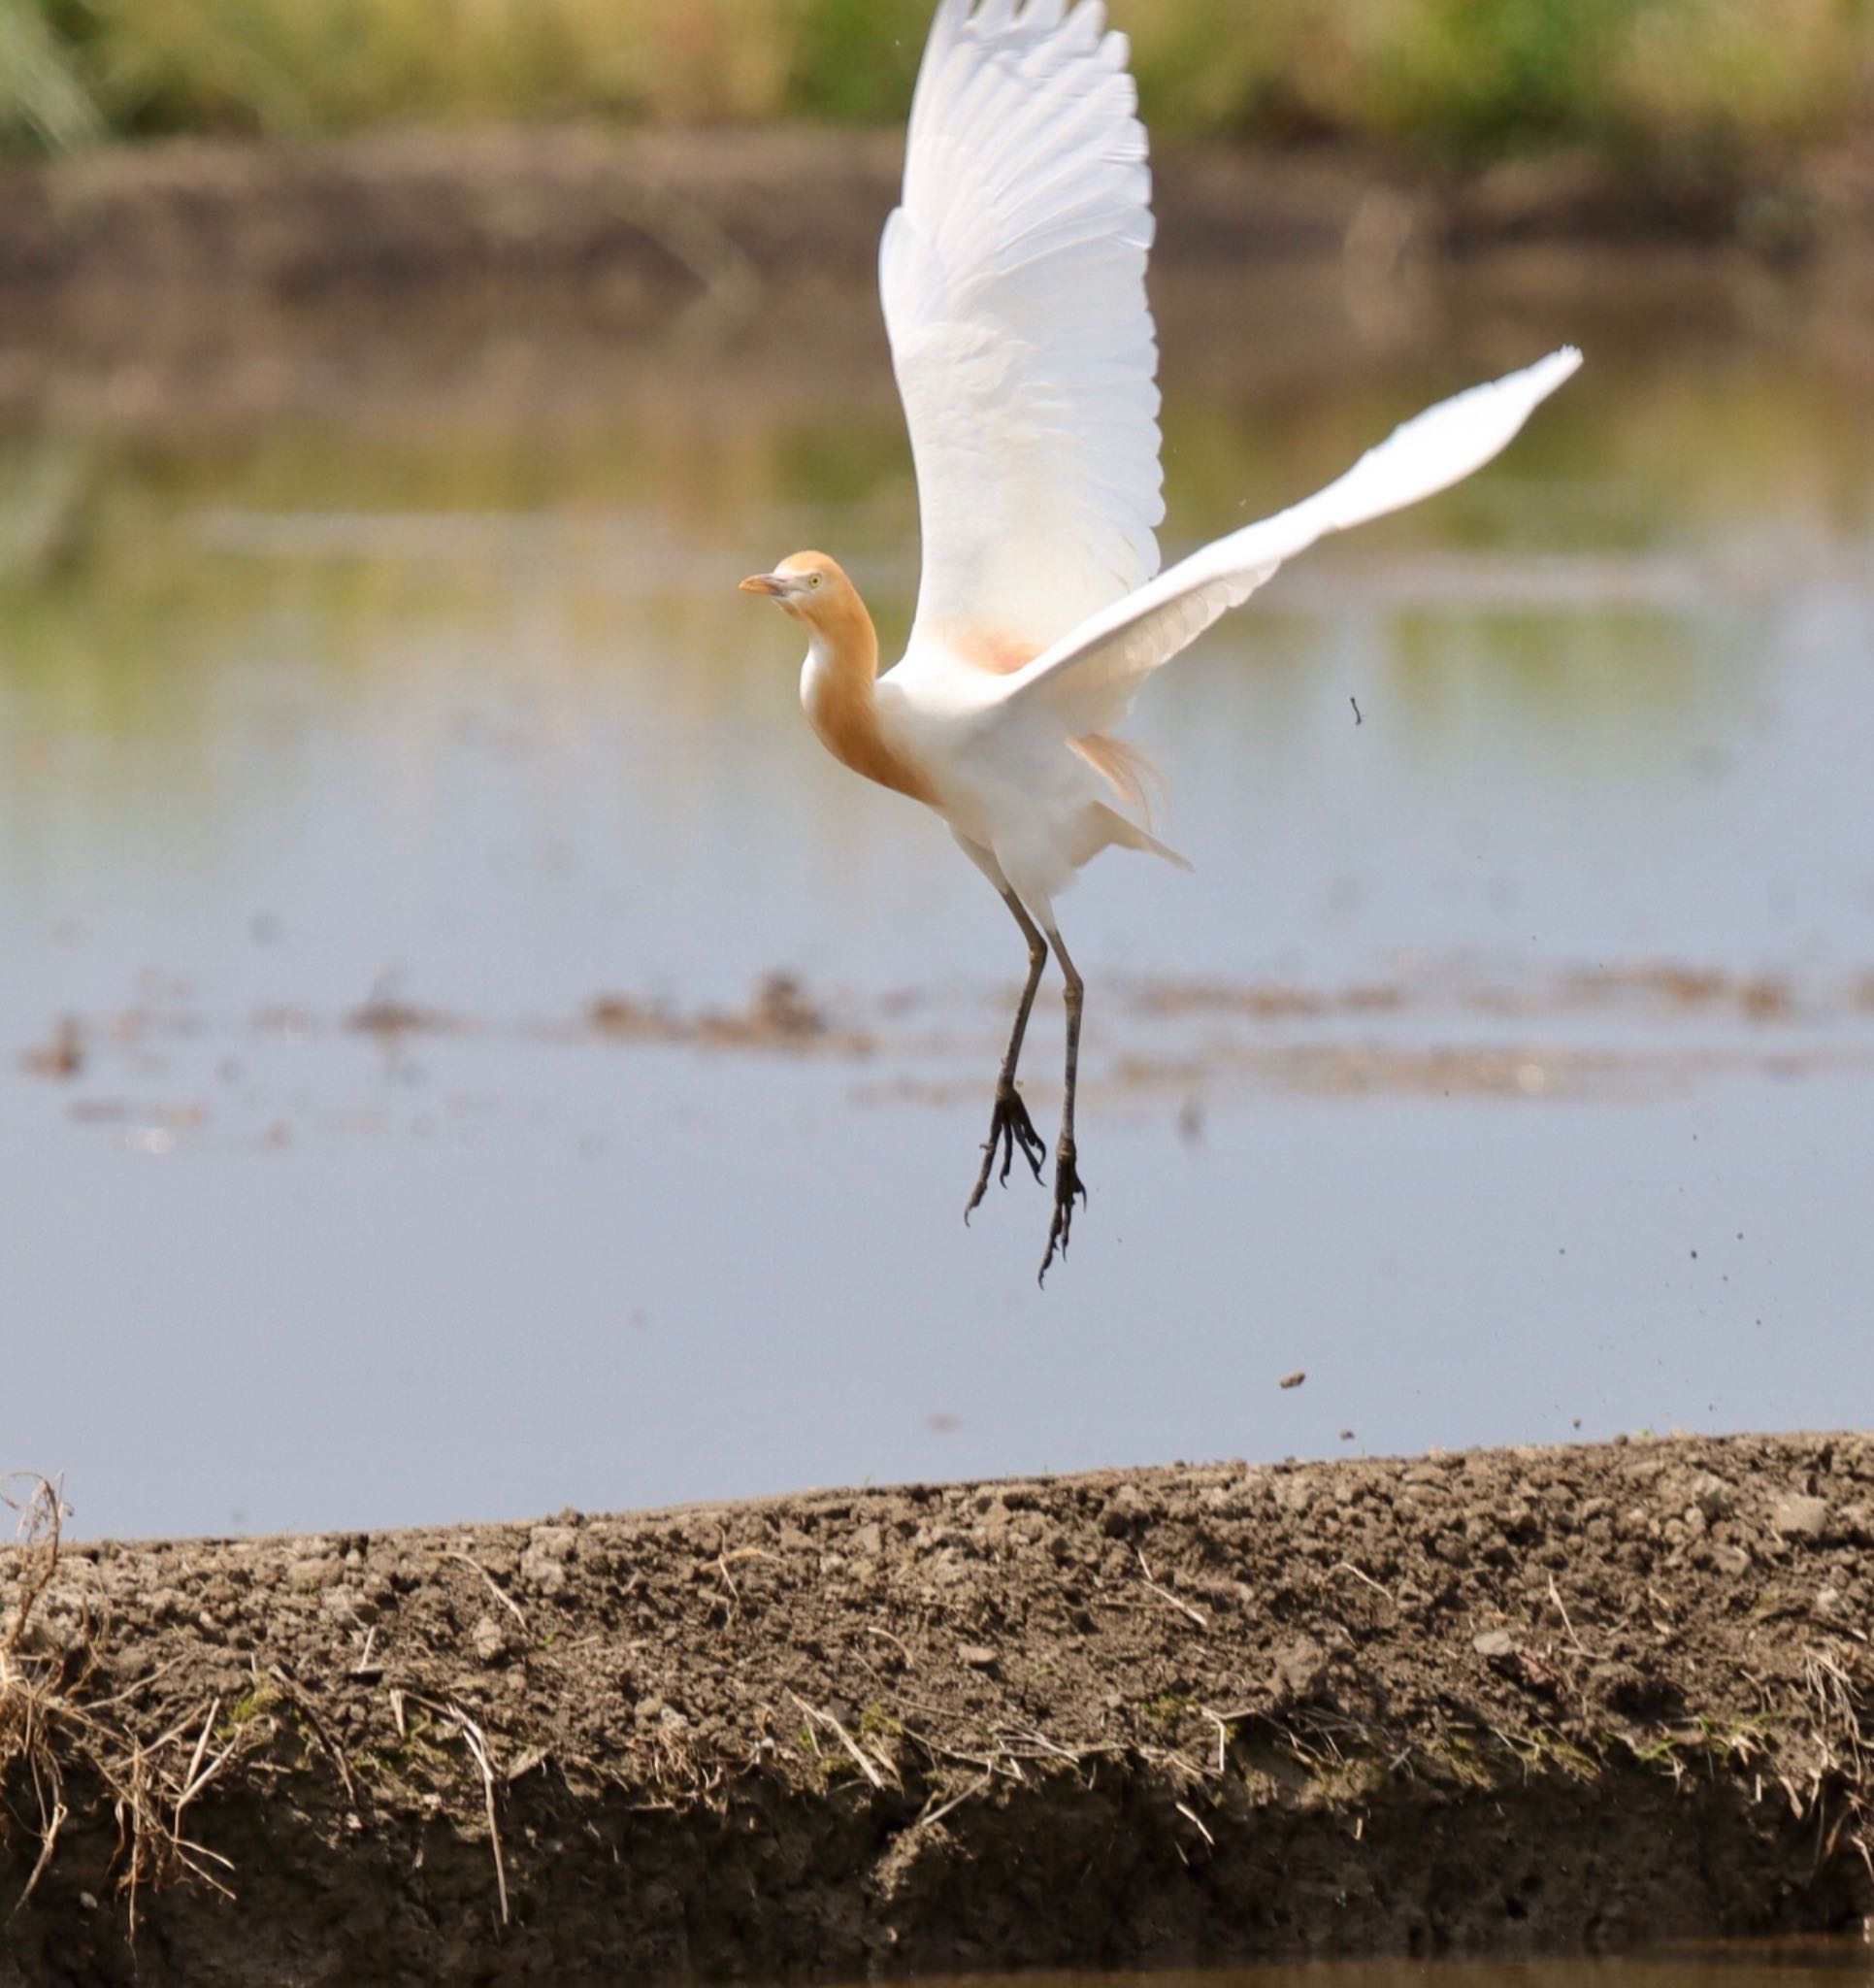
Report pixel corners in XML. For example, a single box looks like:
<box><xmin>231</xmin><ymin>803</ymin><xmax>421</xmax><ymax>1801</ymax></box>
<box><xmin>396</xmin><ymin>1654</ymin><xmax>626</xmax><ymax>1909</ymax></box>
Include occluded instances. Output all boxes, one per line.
<box><xmin>1096</xmin><ymin>803</ymin><xmax>1193</xmax><ymax>872</ymax></box>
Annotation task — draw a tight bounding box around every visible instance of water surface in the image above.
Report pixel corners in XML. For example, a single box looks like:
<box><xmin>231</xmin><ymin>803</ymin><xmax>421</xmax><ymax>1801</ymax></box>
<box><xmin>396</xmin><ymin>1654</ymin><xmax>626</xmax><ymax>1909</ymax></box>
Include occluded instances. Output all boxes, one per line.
<box><xmin>3</xmin><ymin>275</ymin><xmax>1872</xmax><ymax>1539</ymax></box>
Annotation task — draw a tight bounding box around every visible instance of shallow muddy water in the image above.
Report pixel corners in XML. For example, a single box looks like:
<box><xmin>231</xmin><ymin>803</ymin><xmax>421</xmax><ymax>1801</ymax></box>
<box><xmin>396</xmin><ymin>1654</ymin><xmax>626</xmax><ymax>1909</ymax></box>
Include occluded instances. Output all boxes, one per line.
<box><xmin>3</xmin><ymin>274</ymin><xmax>1872</xmax><ymax>1539</ymax></box>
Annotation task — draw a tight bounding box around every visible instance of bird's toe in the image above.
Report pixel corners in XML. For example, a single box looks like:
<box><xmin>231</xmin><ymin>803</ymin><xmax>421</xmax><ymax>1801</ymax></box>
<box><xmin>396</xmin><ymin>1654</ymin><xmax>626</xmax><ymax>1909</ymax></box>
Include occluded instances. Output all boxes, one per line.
<box><xmin>1037</xmin><ymin>1141</ymin><xmax>1087</xmax><ymax>1283</ymax></box>
<box><xmin>965</xmin><ymin>1083</ymin><xmax>1047</xmax><ymax>1222</ymax></box>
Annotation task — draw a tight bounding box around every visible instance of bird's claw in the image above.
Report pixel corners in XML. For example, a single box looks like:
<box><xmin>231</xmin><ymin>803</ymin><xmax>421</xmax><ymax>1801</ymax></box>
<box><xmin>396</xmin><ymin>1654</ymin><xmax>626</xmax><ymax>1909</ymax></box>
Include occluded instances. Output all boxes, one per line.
<box><xmin>1037</xmin><ymin>1139</ymin><xmax>1087</xmax><ymax>1284</ymax></box>
<box><xmin>965</xmin><ymin>1081</ymin><xmax>1048</xmax><ymax>1222</ymax></box>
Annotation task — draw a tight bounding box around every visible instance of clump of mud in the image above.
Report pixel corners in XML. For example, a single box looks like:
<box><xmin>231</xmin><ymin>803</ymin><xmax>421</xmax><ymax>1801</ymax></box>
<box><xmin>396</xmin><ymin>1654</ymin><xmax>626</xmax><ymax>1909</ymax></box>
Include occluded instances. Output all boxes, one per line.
<box><xmin>3</xmin><ymin>1434</ymin><xmax>1872</xmax><ymax>1986</ymax></box>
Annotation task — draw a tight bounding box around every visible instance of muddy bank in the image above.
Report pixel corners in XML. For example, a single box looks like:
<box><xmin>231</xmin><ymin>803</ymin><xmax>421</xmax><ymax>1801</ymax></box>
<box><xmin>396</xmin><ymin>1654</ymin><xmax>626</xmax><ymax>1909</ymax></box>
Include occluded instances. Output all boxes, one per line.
<box><xmin>3</xmin><ymin>126</ymin><xmax>1871</xmax><ymax>435</ymax></box>
<box><xmin>2</xmin><ymin>124</ymin><xmax>1871</xmax><ymax>315</ymax></box>
<box><xmin>4</xmin><ymin>1433</ymin><xmax>1872</xmax><ymax>1984</ymax></box>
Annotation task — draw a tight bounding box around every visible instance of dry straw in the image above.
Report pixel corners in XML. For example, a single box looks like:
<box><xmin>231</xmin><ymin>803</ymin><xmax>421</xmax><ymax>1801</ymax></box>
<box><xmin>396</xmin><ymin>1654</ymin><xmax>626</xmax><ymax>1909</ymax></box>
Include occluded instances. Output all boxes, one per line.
<box><xmin>1</xmin><ymin>1474</ymin><xmax>241</xmax><ymax>1933</ymax></box>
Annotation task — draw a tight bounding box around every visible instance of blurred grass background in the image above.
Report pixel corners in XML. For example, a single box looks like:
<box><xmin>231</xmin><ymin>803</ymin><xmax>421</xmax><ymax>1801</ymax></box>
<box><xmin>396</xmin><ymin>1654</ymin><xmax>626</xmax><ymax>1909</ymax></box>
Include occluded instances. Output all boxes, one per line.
<box><xmin>1</xmin><ymin>0</ymin><xmax>1870</xmax><ymax>172</ymax></box>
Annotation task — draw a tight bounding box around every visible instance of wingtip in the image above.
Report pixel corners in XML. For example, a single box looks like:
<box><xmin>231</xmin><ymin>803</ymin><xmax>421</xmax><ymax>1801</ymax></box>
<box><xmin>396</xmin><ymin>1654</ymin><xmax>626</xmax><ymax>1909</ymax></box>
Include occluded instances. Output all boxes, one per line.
<box><xmin>1493</xmin><ymin>345</ymin><xmax>1582</xmax><ymax>416</ymax></box>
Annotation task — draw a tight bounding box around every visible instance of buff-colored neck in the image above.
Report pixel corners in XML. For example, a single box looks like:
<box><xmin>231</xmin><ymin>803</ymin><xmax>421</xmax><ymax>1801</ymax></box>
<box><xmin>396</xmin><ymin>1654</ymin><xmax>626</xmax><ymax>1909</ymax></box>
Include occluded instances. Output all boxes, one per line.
<box><xmin>798</xmin><ymin>585</ymin><xmax>937</xmax><ymax>807</ymax></box>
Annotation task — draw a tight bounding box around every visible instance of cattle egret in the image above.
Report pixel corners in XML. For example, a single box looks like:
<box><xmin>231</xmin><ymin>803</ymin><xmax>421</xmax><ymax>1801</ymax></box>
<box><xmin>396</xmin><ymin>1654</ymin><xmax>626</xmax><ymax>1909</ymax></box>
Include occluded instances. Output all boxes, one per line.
<box><xmin>743</xmin><ymin>0</ymin><xmax>1581</xmax><ymax>1279</ymax></box>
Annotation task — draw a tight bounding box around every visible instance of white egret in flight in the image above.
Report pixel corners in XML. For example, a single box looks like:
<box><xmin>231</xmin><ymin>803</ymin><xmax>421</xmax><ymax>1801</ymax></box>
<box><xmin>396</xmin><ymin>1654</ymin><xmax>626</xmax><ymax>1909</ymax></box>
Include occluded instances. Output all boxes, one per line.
<box><xmin>743</xmin><ymin>0</ymin><xmax>1580</xmax><ymax>1279</ymax></box>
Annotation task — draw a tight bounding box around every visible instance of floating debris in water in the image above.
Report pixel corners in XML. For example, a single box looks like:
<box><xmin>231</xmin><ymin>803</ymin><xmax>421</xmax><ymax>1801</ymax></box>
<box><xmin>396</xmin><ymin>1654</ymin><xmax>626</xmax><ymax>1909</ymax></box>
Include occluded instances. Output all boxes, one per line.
<box><xmin>346</xmin><ymin>973</ymin><xmax>457</xmax><ymax>1039</ymax></box>
<box><xmin>588</xmin><ymin>974</ymin><xmax>862</xmax><ymax>1052</ymax></box>
<box><xmin>21</xmin><ymin>1015</ymin><xmax>83</xmax><ymax>1079</ymax></box>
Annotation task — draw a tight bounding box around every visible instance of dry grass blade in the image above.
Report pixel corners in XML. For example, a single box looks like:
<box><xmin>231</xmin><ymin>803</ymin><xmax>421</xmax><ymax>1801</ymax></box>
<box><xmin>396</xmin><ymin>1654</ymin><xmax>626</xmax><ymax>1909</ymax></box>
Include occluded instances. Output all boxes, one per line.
<box><xmin>446</xmin><ymin>1551</ymin><xmax>528</xmax><ymax>1632</ymax></box>
<box><xmin>914</xmin><ymin>1770</ymin><xmax>992</xmax><ymax>1832</ymax></box>
<box><xmin>453</xmin><ymin>1707</ymin><xmax>510</xmax><ymax>1926</ymax></box>
<box><xmin>1325</xmin><ymin>1561</ymin><xmax>1396</xmax><ymax>1606</ymax></box>
<box><xmin>1546</xmin><ymin>1574</ymin><xmax>1595</xmax><ymax>1658</ymax></box>
<box><xmin>1174</xmin><ymin>1798</ymin><xmax>1216</xmax><ymax>1846</ymax></box>
<box><xmin>1201</xmin><ymin>1707</ymin><xmax>1240</xmax><ymax>1776</ymax></box>
<box><xmin>705</xmin><ymin>1541</ymin><xmax>778</xmax><ymax>1617</ymax></box>
<box><xmin>11</xmin><ymin>1793</ymin><xmax>68</xmax><ymax>1914</ymax></box>
<box><xmin>859</xmin><ymin>1624</ymin><xmax>915</xmax><ymax>1668</ymax></box>
<box><xmin>789</xmin><ymin>1690</ymin><xmax>894</xmax><ymax>1790</ymax></box>
<box><xmin>398</xmin><ymin>1691</ymin><xmax>510</xmax><ymax>1923</ymax></box>
<box><xmin>1001</xmin><ymin>1727</ymin><xmax>1118</xmax><ymax>1768</ymax></box>
<box><xmin>1134</xmin><ymin>1549</ymin><xmax>1207</xmax><ymax>1632</ymax></box>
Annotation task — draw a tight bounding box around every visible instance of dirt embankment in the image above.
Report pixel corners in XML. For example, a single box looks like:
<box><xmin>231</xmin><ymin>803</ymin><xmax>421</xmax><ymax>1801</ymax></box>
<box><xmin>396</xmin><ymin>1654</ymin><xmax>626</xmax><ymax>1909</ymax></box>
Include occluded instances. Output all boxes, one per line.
<box><xmin>1</xmin><ymin>124</ymin><xmax>1870</xmax><ymax>315</ymax></box>
<box><xmin>4</xmin><ymin>1433</ymin><xmax>1873</xmax><ymax>1986</ymax></box>
<box><xmin>5</xmin><ymin>125</ymin><xmax>1873</xmax><ymax>430</ymax></box>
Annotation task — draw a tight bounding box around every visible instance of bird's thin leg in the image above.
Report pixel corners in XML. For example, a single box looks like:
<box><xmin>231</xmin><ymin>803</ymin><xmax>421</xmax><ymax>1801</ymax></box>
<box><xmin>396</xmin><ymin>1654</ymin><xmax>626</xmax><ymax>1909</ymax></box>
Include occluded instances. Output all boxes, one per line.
<box><xmin>965</xmin><ymin>891</ymin><xmax>1050</xmax><ymax>1220</ymax></box>
<box><xmin>1038</xmin><ymin>925</ymin><xmax>1088</xmax><ymax>1283</ymax></box>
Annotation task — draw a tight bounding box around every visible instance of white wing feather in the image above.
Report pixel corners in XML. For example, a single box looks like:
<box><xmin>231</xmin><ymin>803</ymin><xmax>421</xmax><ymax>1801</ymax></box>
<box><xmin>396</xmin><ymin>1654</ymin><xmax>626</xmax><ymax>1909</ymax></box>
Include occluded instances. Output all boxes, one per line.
<box><xmin>882</xmin><ymin>0</ymin><xmax>1163</xmax><ymax>660</ymax></box>
<box><xmin>996</xmin><ymin>347</ymin><xmax>1584</xmax><ymax>736</ymax></box>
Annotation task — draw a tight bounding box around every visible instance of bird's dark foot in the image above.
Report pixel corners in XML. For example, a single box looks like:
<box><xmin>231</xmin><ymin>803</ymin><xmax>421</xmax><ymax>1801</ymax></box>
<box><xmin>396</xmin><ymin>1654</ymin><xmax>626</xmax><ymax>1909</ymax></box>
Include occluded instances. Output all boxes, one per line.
<box><xmin>1037</xmin><ymin>1138</ymin><xmax>1087</xmax><ymax>1284</ymax></box>
<box><xmin>965</xmin><ymin>1080</ymin><xmax>1047</xmax><ymax>1221</ymax></box>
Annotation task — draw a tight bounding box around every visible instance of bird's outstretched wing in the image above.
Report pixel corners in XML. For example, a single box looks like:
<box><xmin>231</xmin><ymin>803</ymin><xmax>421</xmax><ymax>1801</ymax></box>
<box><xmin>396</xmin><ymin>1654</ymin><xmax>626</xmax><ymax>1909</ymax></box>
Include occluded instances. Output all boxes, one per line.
<box><xmin>882</xmin><ymin>0</ymin><xmax>1162</xmax><ymax>664</ymax></box>
<box><xmin>993</xmin><ymin>348</ymin><xmax>1584</xmax><ymax>737</ymax></box>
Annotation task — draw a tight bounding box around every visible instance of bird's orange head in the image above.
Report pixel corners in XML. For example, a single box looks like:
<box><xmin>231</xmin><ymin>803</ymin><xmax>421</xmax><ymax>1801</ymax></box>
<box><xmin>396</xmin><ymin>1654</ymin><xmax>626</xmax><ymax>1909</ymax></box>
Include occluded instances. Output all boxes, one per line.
<box><xmin>738</xmin><ymin>551</ymin><xmax>862</xmax><ymax>629</ymax></box>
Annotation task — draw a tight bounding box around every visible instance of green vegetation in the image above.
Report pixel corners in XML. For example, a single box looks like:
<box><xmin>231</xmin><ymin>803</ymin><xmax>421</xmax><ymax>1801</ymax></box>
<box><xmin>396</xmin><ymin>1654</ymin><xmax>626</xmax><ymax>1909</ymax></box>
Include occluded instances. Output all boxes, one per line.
<box><xmin>219</xmin><ymin>1684</ymin><xmax>279</xmax><ymax>1734</ymax></box>
<box><xmin>855</xmin><ymin>1703</ymin><xmax>903</xmax><ymax>1741</ymax></box>
<box><xmin>1</xmin><ymin>0</ymin><xmax>1869</xmax><ymax>170</ymax></box>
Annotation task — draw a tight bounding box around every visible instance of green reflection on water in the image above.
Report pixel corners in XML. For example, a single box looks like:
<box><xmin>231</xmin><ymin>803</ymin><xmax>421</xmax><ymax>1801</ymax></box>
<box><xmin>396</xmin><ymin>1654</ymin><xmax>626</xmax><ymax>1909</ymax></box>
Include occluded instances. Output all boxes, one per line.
<box><xmin>0</xmin><ymin>333</ymin><xmax>1867</xmax><ymax>791</ymax></box>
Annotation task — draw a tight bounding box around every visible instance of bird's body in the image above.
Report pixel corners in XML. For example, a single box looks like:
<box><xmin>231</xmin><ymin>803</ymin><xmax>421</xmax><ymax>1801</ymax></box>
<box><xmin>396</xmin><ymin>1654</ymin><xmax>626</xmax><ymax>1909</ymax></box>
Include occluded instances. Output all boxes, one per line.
<box><xmin>744</xmin><ymin>0</ymin><xmax>1581</xmax><ymax>1276</ymax></box>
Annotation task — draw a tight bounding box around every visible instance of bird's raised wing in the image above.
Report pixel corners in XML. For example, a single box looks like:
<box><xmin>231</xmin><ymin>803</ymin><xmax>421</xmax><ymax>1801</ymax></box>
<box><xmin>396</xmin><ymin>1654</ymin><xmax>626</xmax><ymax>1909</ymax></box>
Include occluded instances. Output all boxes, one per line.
<box><xmin>882</xmin><ymin>0</ymin><xmax>1162</xmax><ymax>663</ymax></box>
<box><xmin>993</xmin><ymin>348</ymin><xmax>1584</xmax><ymax>737</ymax></box>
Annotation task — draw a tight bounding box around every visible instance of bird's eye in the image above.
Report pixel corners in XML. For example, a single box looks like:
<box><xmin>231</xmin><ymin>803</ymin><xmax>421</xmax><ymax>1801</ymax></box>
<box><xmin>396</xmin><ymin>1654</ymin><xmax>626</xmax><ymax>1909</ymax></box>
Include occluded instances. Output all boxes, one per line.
<box><xmin>808</xmin><ymin>573</ymin><xmax>823</xmax><ymax>589</ymax></box>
